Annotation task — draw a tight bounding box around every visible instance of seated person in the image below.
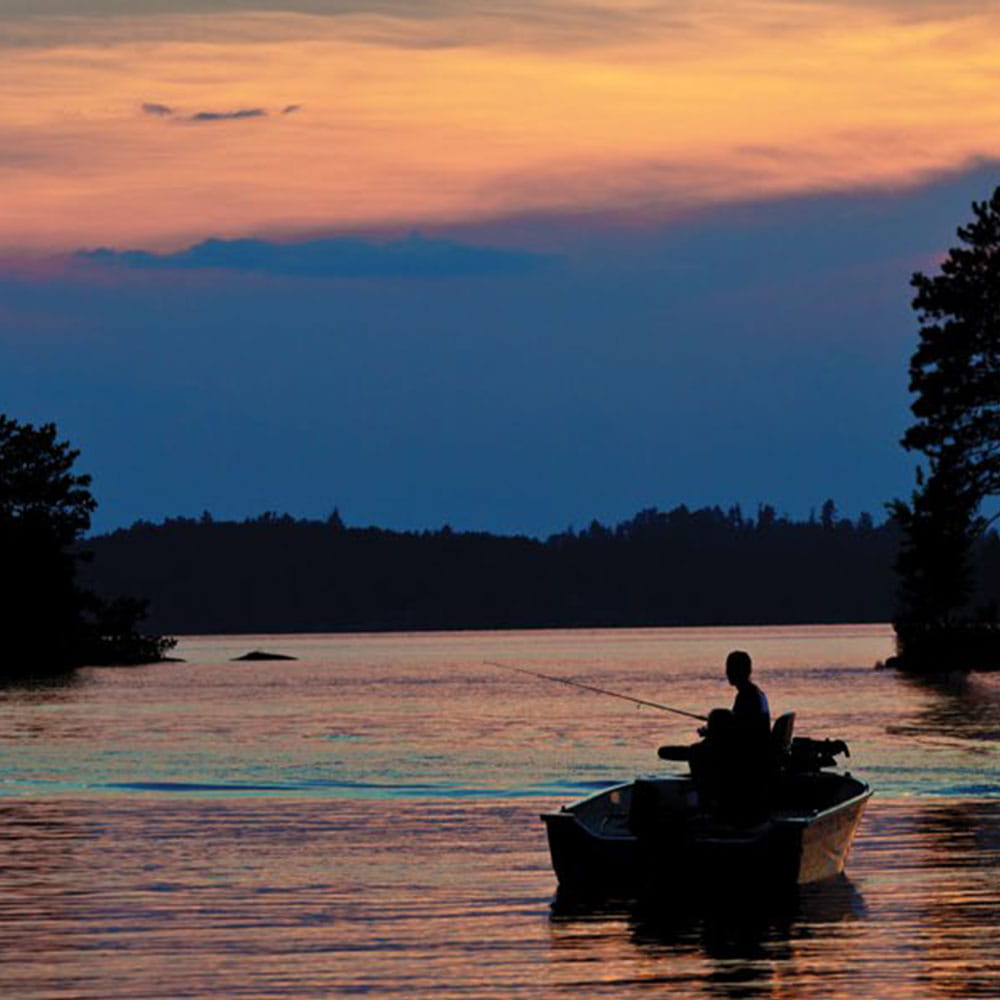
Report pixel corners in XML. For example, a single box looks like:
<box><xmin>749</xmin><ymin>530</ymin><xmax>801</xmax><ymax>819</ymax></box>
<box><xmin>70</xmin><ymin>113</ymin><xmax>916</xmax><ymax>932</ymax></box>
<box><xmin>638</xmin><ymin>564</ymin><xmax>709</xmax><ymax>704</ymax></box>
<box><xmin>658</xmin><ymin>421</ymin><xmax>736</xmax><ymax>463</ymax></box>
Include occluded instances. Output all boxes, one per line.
<box><xmin>658</xmin><ymin>650</ymin><xmax>771</xmax><ymax>822</ymax></box>
<box><xmin>726</xmin><ymin>649</ymin><xmax>770</xmax><ymax>746</ymax></box>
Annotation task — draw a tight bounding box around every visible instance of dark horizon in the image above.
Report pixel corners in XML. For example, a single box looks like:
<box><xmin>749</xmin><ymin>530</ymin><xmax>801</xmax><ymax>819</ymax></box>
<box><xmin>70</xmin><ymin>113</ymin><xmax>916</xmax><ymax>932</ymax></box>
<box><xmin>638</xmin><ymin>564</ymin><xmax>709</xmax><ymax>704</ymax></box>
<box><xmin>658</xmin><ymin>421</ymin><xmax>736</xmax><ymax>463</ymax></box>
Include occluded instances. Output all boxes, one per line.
<box><xmin>85</xmin><ymin>496</ymin><xmax>892</xmax><ymax>542</ymax></box>
<box><xmin>79</xmin><ymin>501</ymin><xmax>925</xmax><ymax>636</ymax></box>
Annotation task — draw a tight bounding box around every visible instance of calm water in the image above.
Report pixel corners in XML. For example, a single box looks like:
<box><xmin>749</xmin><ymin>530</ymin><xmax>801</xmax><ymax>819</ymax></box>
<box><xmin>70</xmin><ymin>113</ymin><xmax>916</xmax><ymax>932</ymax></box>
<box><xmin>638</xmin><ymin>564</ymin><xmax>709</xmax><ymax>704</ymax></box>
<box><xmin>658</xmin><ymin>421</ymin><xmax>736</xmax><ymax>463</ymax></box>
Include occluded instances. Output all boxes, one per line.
<box><xmin>0</xmin><ymin>625</ymin><xmax>997</xmax><ymax>999</ymax></box>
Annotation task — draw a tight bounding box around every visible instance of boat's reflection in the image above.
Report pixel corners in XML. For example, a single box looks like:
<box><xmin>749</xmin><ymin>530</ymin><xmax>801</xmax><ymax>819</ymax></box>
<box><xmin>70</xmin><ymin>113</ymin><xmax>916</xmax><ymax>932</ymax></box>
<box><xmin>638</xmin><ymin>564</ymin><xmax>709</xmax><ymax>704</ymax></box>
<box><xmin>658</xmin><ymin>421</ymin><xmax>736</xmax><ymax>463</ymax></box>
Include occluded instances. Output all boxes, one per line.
<box><xmin>550</xmin><ymin>874</ymin><xmax>867</xmax><ymax>964</ymax></box>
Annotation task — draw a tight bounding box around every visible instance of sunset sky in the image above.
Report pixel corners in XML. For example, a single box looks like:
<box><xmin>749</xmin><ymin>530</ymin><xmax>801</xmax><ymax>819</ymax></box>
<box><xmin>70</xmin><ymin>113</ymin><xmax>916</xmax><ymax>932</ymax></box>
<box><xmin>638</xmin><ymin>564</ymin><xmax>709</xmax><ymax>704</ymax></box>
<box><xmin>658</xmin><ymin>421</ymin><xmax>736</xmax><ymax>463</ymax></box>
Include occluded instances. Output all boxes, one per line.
<box><xmin>3</xmin><ymin>1</ymin><xmax>999</xmax><ymax>534</ymax></box>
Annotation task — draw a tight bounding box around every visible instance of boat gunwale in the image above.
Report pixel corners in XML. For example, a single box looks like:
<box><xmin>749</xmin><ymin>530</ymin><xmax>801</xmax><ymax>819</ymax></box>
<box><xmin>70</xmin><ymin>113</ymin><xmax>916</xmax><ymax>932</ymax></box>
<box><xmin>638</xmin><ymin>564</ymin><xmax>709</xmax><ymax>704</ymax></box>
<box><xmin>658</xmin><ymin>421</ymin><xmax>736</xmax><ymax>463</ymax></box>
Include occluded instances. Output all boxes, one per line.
<box><xmin>770</xmin><ymin>779</ymin><xmax>873</xmax><ymax>828</ymax></box>
<box><xmin>539</xmin><ymin>778</ymin><xmax>646</xmax><ymax>818</ymax></box>
<box><xmin>541</xmin><ymin>774</ymin><xmax>873</xmax><ymax>840</ymax></box>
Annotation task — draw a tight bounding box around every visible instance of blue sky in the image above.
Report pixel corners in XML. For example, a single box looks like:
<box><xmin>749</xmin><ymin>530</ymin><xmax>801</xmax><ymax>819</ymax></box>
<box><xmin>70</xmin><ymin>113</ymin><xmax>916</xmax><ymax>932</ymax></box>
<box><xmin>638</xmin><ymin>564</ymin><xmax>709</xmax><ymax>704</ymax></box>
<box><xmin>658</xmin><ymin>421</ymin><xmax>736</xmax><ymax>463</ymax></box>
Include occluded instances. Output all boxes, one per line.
<box><xmin>5</xmin><ymin>164</ymin><xmax>998</xmax><ymax>534</ymax></box>
<box><xmin>2</xmin><ymin>2</ymin><xmax>998</xmax><ymax>535</ymax></box>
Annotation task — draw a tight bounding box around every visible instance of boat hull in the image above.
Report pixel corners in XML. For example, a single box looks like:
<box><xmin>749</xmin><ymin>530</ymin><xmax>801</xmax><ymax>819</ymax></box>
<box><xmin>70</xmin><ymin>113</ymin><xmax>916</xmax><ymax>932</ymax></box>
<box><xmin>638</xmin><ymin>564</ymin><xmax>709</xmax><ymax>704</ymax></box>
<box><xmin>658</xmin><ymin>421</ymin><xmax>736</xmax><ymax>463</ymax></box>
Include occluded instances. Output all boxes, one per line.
<box><xmin>542</xmin><ymin>773</ymin><xmax>871</xmax><ymax>896</ymax></box>
<box><xmin>785</xmin><ymin>786</ymin><xmax>871</xmax><ymax>884</ymax></box>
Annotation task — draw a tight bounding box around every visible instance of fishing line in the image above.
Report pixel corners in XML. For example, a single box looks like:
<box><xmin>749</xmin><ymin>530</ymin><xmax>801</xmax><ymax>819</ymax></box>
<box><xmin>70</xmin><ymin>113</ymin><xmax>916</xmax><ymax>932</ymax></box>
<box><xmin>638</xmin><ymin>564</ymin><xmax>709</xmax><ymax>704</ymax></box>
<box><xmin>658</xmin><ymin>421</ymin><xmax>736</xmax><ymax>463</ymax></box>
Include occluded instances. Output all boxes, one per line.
<box><xmin>485</xmin><ymin>660</ymin><xmax>707</xmax><ymax>721</ymax></box>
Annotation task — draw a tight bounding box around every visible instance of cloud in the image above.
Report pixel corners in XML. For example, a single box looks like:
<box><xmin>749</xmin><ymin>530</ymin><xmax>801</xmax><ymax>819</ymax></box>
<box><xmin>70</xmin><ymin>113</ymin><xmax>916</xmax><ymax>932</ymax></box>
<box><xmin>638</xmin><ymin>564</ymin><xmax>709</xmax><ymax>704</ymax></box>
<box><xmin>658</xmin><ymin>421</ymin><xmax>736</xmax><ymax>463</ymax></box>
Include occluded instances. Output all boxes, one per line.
<box><xmin>7</xmin><ymin>2</ymin><xmax>1000</xmax><ymax>254</ymax></box>
<box><xmin>74</xmin><ymin>233</ymin><xmax>555</xmax><ymax>278</ymax></box>
<box><xmin>189</xmin><ymin>108</ymin><xmax>267</xmax><ymax>122</ymax></box>
<box><xmin>140</xmin><ymin>102</ymin><xmax>298</xmax><ymax>122</ymax></box>
<box><xmin>1</xmin><ymin>2</ymin><xmax>987</xmax><ymax>54</ymax></box>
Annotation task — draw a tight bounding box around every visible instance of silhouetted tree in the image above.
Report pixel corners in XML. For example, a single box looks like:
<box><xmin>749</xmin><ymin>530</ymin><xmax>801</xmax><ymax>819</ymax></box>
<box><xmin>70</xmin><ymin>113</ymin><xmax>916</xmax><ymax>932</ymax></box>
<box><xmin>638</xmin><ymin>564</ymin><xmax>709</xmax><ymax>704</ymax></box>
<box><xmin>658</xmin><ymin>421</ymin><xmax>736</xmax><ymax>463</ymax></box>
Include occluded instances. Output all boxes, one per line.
<box><xmin>0</xmin><ymin>415</ymin><xmax>98</xmax><ymax>674</ymax></box>
<box><xmin>756</xmin><ymin>505</ymin><xmax>777</xmax><ymax>531</ymax></box>
<box><xmin>820</xmin><ymin>499</ymin><xmax>837</xmax><ymax>531</ymax></box>
<box><xmin>0</xmin><ymin>416</ymin><xmax>97</xmax><ymax>542</ymax></box>
<box><xmin>0</xmin><ymin>414</ymin><xmax>174</xmax><ymax>678</ymax></box>
<box><xmin>891</xmin><ymin>186</ymin><xmax>1000</xmax><ymax>668</ymax></box>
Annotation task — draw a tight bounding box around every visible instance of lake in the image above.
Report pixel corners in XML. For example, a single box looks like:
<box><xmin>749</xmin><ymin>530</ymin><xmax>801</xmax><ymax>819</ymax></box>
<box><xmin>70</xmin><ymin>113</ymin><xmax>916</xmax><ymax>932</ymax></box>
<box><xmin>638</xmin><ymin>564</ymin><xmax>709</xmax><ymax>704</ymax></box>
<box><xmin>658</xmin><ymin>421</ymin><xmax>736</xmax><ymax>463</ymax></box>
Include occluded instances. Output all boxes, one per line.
<box><xmin>0</xmin><ymin>625</ymin><xmax>997</xmax><ymax>998</ymax></box>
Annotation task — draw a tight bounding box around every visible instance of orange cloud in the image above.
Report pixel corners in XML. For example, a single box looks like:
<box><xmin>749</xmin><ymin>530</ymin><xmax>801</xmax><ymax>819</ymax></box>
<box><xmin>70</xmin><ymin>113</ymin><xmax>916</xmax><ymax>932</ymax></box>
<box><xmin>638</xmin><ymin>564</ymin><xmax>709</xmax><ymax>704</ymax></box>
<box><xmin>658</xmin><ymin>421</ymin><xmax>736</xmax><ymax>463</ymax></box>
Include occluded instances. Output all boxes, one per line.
<box><xmin>3</xmin><ymin>3</ymin><xmax>1000</xmax><ymax>251</ymax></box>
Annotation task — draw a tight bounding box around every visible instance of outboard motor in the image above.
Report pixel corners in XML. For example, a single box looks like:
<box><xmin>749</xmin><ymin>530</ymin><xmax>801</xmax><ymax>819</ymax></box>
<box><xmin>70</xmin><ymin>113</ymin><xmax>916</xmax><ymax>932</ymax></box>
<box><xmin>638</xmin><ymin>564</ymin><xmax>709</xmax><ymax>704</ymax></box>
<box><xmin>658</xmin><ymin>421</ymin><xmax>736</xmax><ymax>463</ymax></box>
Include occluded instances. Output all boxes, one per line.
<box><xmin>787</xmin><ymin>737</ymin><xmax>850</xmax><ymax>772</ymax></box>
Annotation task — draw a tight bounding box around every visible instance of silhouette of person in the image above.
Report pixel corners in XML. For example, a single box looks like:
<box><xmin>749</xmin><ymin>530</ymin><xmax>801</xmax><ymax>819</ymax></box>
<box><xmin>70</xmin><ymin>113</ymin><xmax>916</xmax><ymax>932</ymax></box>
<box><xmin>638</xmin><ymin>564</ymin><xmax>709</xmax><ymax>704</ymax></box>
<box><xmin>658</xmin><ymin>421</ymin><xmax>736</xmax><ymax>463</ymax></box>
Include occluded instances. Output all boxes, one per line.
<box><xmin>659</xmin><ymin>650</ymin><xmax>772</xmax><ymax>821</ymax></box>
<box><xmin>720</xmin><ymin>650</ymin><xmax>771</xmax><ymax>820</ymax></box>
<box><xmin>725</xmin><ymin>649</ymin><xmax>770</xmax><ymax>743</ymax></box>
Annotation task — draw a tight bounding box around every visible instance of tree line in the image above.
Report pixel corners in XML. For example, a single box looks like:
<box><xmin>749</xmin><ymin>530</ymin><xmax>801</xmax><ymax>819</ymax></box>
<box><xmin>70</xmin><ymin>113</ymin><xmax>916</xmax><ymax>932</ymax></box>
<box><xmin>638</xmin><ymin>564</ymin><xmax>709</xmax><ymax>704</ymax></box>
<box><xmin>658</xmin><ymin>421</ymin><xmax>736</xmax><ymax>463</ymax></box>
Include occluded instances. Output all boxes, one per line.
<box><xmin>76</xmin><ymin>502</ymin><xmax>996</xmax><ymax>636</ymax></box>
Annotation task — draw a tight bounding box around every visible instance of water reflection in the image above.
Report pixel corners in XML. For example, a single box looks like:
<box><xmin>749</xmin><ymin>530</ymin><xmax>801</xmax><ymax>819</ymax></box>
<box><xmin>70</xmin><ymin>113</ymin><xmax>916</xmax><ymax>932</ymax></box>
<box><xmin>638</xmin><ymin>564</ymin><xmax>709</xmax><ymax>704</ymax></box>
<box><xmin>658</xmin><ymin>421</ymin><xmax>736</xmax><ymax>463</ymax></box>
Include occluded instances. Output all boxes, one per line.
<box><xmin>550</xmin><ymin>877</ymin><xmax>867</xmax><ymax>1000</ymax></box>
<box><xmin>550</xmin><ymin>877</ymin><xmax>867</xmax><ymax>998</ymax></box>
<box><xmin>0</xmin><ymin>630</ymin><xmax>997</xmax><ymax>999</ymax></box>
<box><xmin>0</xmin><ymin>669</ymin><xmax>80</xmax><ymax>696</ymax></box>
<box><xmin>891</xmin><ymin>670</ymin><xmax>1000</xmax><ymax>744</ymax></box>
<box><xmin>912</xmin><ymin>802</ymin><xmax>1000</xmax><ymax>1000</ymax></box>
<box><xmin>916</xmin><ymin>799</ymin><xmax>1000</xmax><ymax>865</ymax></box>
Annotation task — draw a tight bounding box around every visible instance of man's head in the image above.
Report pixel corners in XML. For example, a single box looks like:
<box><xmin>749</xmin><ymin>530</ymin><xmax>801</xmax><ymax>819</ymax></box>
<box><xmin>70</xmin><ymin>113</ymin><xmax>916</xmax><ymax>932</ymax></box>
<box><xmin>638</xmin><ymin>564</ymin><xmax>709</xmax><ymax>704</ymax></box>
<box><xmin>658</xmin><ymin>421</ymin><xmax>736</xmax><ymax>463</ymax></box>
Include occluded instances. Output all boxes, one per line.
<box><xmin>725</xmin><ymin>650</ymin><xmax>752</xmax><ymax>687</ymax></box>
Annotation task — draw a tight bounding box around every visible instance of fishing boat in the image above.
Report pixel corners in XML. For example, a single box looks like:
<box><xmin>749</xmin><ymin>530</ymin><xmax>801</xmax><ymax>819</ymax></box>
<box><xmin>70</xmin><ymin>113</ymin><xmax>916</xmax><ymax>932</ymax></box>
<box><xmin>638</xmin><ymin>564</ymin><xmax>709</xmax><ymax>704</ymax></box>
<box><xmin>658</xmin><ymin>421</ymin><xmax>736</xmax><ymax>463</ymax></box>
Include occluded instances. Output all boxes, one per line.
<box><xmin>541</xmin><ymin>713</ymin><xmax>872</xmax><ymax>896</ymax></box>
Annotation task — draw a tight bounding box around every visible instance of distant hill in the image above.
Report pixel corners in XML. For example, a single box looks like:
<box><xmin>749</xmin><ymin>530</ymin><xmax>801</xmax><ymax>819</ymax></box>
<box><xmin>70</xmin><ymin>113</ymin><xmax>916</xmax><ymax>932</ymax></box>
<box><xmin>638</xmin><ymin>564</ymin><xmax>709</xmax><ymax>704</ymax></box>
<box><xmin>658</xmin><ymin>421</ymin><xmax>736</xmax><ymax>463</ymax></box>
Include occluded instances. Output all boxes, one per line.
<box><xmin>76</xmin><ymin>503</ymin><xmax>991</xmax><ymax>635</ymax></box>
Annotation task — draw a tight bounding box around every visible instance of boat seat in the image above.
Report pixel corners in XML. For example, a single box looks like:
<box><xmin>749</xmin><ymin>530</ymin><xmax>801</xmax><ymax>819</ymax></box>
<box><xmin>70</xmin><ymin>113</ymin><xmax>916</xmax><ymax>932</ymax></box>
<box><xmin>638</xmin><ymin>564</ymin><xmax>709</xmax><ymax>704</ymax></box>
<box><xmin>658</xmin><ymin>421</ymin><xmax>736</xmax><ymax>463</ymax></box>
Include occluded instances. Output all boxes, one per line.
<box><xmin>771</xmin><ymin>712</ymin><xmax>795</xmax><ymax>760</ymax></box>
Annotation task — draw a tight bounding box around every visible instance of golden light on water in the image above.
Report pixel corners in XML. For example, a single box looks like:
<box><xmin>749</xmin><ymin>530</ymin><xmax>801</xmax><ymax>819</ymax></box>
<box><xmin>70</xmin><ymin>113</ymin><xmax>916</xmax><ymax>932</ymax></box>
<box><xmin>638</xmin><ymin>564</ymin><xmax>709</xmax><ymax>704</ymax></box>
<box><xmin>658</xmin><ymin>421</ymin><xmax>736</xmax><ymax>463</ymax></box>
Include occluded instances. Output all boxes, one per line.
<box><xmin>0</xmin><ymin>629</ymin><xmax>997</xmax><ymax>999</ymax></box>
<box><xmin>4</xmin><ymin>2</ymin><xmax>1000</xmax><ymax>251</ymax></box>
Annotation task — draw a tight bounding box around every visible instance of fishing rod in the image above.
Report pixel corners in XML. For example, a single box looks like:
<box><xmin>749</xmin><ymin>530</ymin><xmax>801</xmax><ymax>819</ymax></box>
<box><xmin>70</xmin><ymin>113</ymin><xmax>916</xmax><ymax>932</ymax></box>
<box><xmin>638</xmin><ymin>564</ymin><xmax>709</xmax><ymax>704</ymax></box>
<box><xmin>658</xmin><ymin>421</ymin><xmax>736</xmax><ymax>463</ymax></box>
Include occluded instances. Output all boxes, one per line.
<box><xmin>485</xmin><ymin>660</ymin><xmax>707</xmax><ymax>722</ymax></box>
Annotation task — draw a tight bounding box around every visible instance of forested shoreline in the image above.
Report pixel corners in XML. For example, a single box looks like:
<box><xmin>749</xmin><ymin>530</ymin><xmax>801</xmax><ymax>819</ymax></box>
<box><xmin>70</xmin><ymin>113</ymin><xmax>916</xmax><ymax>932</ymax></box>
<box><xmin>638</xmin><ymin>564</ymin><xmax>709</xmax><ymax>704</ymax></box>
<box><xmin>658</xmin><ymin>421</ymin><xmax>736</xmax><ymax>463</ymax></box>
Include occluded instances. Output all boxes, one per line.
<box><xmin>1</xmin><ymin>414</ymin><xmax>175</xmax><ymax>677</ymax></box>
<box><xmin>78</xmin><ymin>504</ymin><xmax>1000</xmax><ymax>635</ymax></box>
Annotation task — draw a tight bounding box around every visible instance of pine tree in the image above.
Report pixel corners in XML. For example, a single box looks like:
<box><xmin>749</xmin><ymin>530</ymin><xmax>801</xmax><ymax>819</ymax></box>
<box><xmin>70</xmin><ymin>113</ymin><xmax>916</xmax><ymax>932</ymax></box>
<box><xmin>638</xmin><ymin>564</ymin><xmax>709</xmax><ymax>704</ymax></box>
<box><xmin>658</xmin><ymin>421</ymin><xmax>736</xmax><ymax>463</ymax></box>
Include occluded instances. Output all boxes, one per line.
<box><xmin>904</xmin><ymin>187</ymin><xmax>1000</xmax><ymax>497</ymax></box>
<box><xmin>892</xmin><ymin>186</ymin><xmax>1000</xmax><ymax>666</ymax></box>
